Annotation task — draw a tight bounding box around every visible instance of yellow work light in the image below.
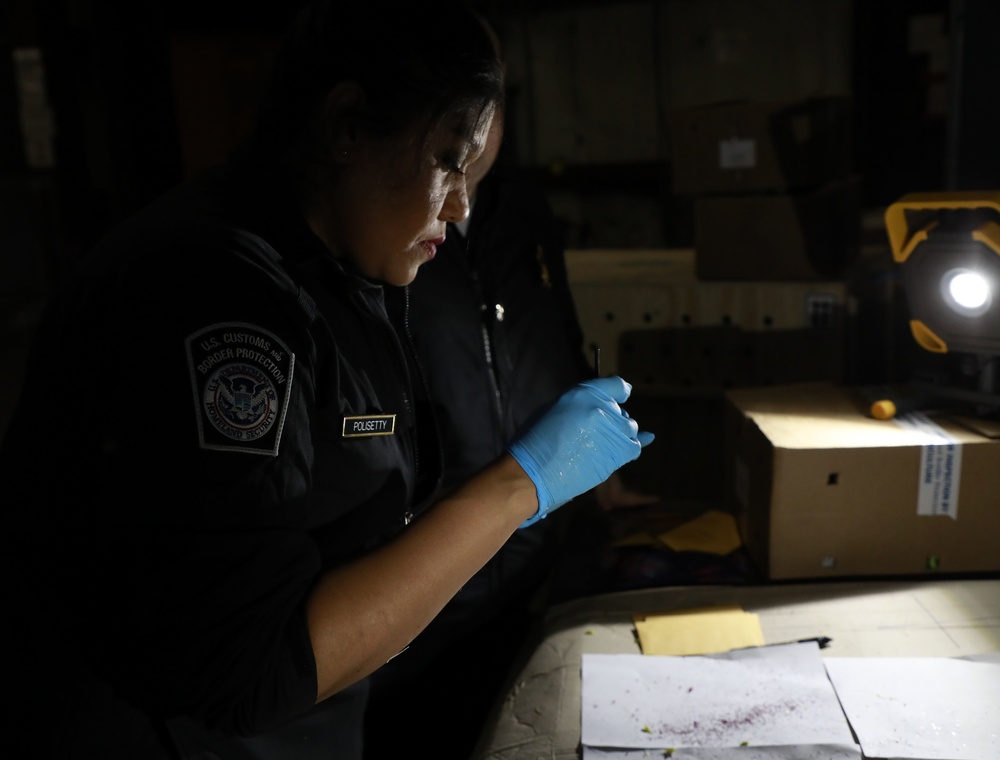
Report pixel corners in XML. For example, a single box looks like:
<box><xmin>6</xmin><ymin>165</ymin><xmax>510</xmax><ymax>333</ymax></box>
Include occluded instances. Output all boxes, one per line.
<box><xmin>885</xmin><ymin>191</ymin><xmax>1000</xmax><ymax>356</ymax></box>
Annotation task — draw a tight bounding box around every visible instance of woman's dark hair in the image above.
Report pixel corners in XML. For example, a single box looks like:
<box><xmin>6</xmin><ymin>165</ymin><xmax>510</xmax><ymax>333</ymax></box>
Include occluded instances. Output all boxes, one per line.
<box><xmin>251</xmin><ymin>0</ymin><xmax>504</xmax><ymax>154</ymax></box>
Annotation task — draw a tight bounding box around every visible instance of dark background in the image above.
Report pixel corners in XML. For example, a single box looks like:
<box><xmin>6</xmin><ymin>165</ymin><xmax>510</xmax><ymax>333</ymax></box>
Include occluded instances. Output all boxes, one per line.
<box><xmin>1</xmin><ymin>0</ymin><xmax>999</xmax><ymax>444</ymax></box>
<box><xmin>1</xmin><ymin>0</ymin><xmax>999</xmax><ymax>585</ymax></box>
<box><xmin>3</xmin><ymin>0</ymin><xmax>998</xmax><ymax>295</ymax></box>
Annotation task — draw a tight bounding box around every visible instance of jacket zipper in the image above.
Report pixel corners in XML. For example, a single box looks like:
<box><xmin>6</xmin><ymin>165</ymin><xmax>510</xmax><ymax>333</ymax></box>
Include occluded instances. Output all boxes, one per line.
<box><xmin>470</xmin><ymin>269</ymin><xmax>504</xmax><ymax>428</ymax></box>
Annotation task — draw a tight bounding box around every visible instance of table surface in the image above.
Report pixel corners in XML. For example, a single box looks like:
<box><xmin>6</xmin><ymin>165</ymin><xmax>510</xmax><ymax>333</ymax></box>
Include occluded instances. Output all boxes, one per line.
<box><xmin>469</xmin><ymin>578</ymin><xmax>1000</xmax><ymax>760</ymax></box>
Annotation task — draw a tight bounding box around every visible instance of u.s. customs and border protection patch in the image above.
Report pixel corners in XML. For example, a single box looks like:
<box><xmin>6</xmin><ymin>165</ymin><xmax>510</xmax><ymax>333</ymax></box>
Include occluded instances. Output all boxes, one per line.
<box><xmin>186</xmin><ymin>322</ymin><xmax>295</xmax><ymax>455</ymax></box>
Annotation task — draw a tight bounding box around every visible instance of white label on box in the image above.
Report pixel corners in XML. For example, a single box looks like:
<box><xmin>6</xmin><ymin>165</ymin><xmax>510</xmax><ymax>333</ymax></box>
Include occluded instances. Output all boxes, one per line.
<box><xmin>718</xmin><ymin>137</ymin><xmax>756</xmax><ymax>169</ymax></box>
<box><xmin>894</xmin><ymin>412</ymin><xmax>961</xmax><ymax>520</ymax></box>
<box><xmin>916</xmin><ymin>443</ymin><xmax>961</xmax><ymax>519</ymax></box>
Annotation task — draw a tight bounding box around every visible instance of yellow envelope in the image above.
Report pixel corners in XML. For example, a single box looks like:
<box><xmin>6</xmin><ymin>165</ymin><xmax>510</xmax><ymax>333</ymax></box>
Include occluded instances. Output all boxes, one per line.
<box><xmin>634</xmin><ymin>604</ymin><xmax>764</xmax><ymax>655</ymax></box>
<box><xmin>657</xmin><ymin>509</ymin><xmax>742</xmax><ymax>555</ymax></box>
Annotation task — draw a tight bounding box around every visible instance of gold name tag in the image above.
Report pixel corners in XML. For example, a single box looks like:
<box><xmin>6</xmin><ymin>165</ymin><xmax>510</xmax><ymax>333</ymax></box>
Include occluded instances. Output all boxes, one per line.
<box><xmin>342</xmin><ymin>414</ymin><xmax>396</xmax><ymax>438</ymax></box>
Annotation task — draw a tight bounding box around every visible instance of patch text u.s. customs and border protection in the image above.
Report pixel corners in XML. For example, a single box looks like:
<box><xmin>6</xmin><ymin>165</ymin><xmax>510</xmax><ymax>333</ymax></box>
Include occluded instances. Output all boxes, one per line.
<box><xmin>186</xmin><ymin>322</ymin><xmax>295</xmax><ymax>456</ymax></box>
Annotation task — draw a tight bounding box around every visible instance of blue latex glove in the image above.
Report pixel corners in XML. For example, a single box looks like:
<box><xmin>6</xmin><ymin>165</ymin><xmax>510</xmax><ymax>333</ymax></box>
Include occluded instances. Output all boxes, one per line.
<box><xmin>508</xmin><ymin>376</ymin><xmax>655</xmax><ymax>528</ymax></box>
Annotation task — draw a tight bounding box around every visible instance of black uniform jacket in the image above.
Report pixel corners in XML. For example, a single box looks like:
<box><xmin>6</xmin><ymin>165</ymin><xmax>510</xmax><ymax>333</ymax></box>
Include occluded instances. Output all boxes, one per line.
<box><xmin>374</xmin><ymin>166</ymin><xmax>593</xmax><ymax>679</ymax></box>
<box><xmin>408</xmin><ymin>165</ymin><xmax>592</xmax><ymax>492</ymax></box>
<box><xmin>0</xmin><ymin>156</ymin><xmax>441</xmax><ymax>757</ymax></box>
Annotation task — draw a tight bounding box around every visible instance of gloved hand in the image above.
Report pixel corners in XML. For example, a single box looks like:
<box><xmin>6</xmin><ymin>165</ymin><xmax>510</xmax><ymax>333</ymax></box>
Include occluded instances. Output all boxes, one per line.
<box><xmin>508</xmin><ymin>376</ymin><xmax>654</xmax><ymax>528</ymax></box>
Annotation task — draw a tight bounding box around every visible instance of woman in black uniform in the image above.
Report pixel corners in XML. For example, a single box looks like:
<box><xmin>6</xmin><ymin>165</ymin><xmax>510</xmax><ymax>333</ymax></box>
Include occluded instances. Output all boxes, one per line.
<box><xmin>0</xmin><ymin>2</ymin><xmax>652</xmax><ymax>758</ymax></box>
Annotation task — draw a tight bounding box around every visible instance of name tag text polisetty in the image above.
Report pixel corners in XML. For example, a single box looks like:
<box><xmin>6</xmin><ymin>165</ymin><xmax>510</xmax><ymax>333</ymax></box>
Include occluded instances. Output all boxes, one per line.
<box><xmin>342</xmin><ymin>414</ymin><xmax>396</xmax><ymax>438</ymax></box>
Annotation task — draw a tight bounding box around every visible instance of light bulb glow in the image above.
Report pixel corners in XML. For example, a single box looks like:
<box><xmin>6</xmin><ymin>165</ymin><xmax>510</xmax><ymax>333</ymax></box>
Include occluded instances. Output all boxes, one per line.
<box><xmin>940</xmin><ymin>268</ymin><xmax>992</xmax><ymax>316</ymax></box>
<box><xmin>949</xmin><ymin>271</ymin><xmax>989</xmax><ymax>309</ymax></box>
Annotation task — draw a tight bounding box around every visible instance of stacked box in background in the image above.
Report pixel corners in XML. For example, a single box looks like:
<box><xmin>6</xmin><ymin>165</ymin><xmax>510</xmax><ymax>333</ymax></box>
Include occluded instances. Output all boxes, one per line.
<box><xmin>671</xmin><ymin>97</ymin><xmax>860</xmax><ymax>281</ymax></box>
<box><xmin>565</xmin><ymin>249</ymin><xmax>850</xmax><ymax>504</ymax></box>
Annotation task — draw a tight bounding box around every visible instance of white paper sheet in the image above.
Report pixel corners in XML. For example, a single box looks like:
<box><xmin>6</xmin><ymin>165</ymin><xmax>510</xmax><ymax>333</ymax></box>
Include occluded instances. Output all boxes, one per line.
<box><xmin>824</xmin><ymin>657</ymin><xmax>1000</xmax><ymax>760</ymax></box>
<box><xmin>583</xmin><ymin>745</ymin><xmax>860</xmax><ymax>759</ymax></box>
<box><xmin>581</xmin><ymin>642</ymin><xmax>855</xmax><ymax>752</ymax></box>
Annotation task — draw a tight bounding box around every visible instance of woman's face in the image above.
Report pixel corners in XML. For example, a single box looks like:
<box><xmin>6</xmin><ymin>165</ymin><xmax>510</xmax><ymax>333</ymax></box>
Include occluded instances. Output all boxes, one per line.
<box><xmin>329</xmin><ymin>108</ymin><xmax>494</xmax><ymax>286</ymax></box>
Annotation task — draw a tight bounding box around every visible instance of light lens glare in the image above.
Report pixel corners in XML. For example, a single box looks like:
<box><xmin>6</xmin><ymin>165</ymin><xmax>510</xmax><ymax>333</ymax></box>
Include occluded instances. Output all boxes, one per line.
<box><xmin>948</xmin><ymin>271</ymin><xmax>990</xmax><ymax>310</ymax></box>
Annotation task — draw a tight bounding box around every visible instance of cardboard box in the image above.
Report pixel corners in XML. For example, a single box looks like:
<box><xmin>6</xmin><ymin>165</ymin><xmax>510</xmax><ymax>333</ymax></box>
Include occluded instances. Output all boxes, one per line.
<box><xmin>566</xmin><ymin>248</ymin><xmax>849</xmax><ymax>375</ymax></box>
<box><xmin>660</xmin><ymin>0</ymin><xmax>853</xmax><ymax>113</ymax></box>
<box><xmin>670</xmin><ymin>97</ymin><xmax>853</xmax><ymax>195</ymax></box>
<box><xmin>725</xmin><ymin>382</ymin><xmax>1000</xmax><ymax>580</ymax></box>
<box><xmin>694</xmin><ymin>180</ymin><xmax>861</xmax><ymax>281</ymax></box>
<box><xmin>618</xmin><ymin>325</ymin><xmax>846</xmax><ymax>389</ymax></box>
<box><xmin>525</xmin><ymin>4</ymin><xmax>661</xmax><ymax>165</ymax></box>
